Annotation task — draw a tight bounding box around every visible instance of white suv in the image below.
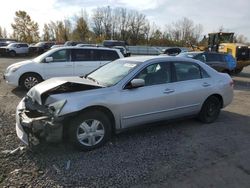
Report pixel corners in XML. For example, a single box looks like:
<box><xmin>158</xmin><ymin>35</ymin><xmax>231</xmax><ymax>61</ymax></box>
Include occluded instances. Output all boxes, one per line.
<box><xmin>0</xmin><ymin>43</ymin><xmax>29</xmax><ymax>57</ymax></box>
<box><xmin>4</xmin><ymin>47</ymin><xmax>123</xmax><ymax>89</ymax></box>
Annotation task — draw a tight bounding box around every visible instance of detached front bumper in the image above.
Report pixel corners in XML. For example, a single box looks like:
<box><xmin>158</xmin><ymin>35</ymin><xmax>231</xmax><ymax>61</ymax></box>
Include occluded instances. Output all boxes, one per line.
<box><xmin>16</xmin><ymin>99</ymin><xmax>64</xmax><ymax>145</ymax></box>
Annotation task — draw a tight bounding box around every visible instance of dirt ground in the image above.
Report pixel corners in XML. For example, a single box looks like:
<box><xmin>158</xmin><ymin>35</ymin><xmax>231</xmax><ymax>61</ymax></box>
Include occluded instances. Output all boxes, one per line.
<box><xmin>0</xmin><ymin>57</ymin><xmax>250</xmax><ymax>187</ymax></box>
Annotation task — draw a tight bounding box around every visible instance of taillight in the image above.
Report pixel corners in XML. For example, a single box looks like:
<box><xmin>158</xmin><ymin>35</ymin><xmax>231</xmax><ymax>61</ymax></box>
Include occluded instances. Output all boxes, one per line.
<box><xmin>230</xmin><ymin>80</ymin><xmax>234</xmax><ymax>88</ymax></box>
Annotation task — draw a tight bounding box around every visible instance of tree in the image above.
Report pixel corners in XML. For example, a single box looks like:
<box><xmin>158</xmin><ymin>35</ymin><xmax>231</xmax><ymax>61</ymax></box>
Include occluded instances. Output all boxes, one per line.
<box><xmin>128</xmin><ymin>10</ymin><xmax>147</xmax><ymax>45</ymax></box>
<box><xmin>42</xmin><ymin>24</ymin><xmax>51</xmax><ymax>41</ymax></box>
<box><xmin>92</xmin><ymin>8</ymin><xmax>104</xmax><ymax>37</ymax></box>
<box><xmin>72</xmin><ymin>16</ymin><xmax>89</xmax><ymax>41</ymax></box>
<box><xmin>0</xmin><ymin>27</ymin><xmax>7</xmax><ymax>38</ymax></box>
<box><xmin>0</xmin><ymin>26</ymin><xmax>3</xmax><ymax>38</ymax></box>
<box><xmin>3</xmin><ymin>28</ymin><xmax>7</xmax><ymax>38</ymax></box>
<box><xmin>165</xmin><ymin>17</ymin><xmax>203</xmax><ymax>46</ymax></box>
<box><xmin>236</xmin><ymin>34</ymin><xmax>248</xmax><ymax>43</ymax></box>
<box><xmin>11</xmin><ymin>10</ymin><xmax>39</xmax><ymax>43</ymax></box>
<box><xmin>47</xmin><ymin>20</ymin><xmax>71</xmax><ymax>42</ymax></box>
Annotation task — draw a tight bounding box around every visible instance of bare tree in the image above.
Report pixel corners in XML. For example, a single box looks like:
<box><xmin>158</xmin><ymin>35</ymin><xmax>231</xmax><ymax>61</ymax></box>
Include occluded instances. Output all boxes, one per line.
<box><xmin>92</xmin><ymin>8</ymin><xmax>104</xmax><ymax>37</ymax></box>
<box><xmin>128</xmin><ymin>10</ymin><xmax>147</xmax><ymax>45</ymax></box>
<box><xmin>117</xmin><ymin>8</ymin><xmax>128</xmax><ymax>40</ymax></box>
<box><xmin>101</xmin><ymin>6</ymin><xmax>112</xmax><ymax>39</ymax></box>
<box><xmin>0</xmin><ymin>27</ymin><xmax>2</xmax><ymax>38</ymax></box>
<box><xmin>142</xmin><ymin>21</ymin><xmax>151</xmax><ymax>44</ymax></box>
<box><xmin>236</xmin><ymin>34</ymin><xmax>248</xmax><ymax>43</ymax></box>
<box><xmin>3</xmin><ymin>28</ymin><xmax>8</xmax><ymax>38</ymax></box>
<box><xmin>165</xmin><ymin>17</ymin><xmax>203</xmax><ymax>45</ymax></box>
<box><xmin>11</xmin><ymin>10</ymin><xmax>39</xmax><ymax>43</ymax></box>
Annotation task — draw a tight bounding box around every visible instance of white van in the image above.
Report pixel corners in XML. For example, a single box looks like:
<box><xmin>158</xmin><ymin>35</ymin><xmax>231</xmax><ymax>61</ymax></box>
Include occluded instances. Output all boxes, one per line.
<box><xmin>4</xmin><ymin>47</ymin><xmax>123</xmax><ymax>89</ymax></box>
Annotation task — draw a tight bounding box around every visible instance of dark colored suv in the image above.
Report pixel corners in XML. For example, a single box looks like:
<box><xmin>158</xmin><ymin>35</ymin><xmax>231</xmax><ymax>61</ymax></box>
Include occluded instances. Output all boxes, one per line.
<box><xmin>29</xmin><ymin>41</ymin><xmax>56</xmax><ymax>55</ymax></box>
<box><xmin>178</xmin><ymin>52</ymin><xmax>237</xmax><ymax>73</ymax></box>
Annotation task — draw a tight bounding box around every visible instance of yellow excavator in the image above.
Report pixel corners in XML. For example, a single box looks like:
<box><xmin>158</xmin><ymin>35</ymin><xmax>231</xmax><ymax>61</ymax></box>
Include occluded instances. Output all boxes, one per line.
<box><xmin>208</xmin><ymin>32</ymin><xmax>250</xmax><ymax>73</ymax></box>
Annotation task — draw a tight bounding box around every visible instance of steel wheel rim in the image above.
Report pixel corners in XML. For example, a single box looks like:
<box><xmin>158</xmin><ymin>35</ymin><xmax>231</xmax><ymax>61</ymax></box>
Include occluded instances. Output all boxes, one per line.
<box><xmin>207</xmin><ymin>102</ymin><xmax>218</xmax><ymax>117</ymax></box>
<box><xmin>77</xmin><ymin>119</ymin><xmax>105</xmax><ymax>147</ymax></box>
<box><xmin>24</xmin><ymin>76</ymin><xmax>39</xmax><ymax>89</ymax></box>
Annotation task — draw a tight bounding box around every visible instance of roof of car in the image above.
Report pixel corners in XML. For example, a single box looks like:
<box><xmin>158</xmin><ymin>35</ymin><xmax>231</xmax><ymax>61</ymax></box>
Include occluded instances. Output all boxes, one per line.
<box><xmin>121</xmin><ymin>55</ymin><xmax>199</xmax><ymax>63</ymax></box>
<box><xmin>183</xmin><ymin>51</ymin><xmax>232</xmax><ymax>56</ymax></box>
<box><xmin>55</xmin><ymin>46</ymin><xmax>118</xmax><ymax>51</ymax></box>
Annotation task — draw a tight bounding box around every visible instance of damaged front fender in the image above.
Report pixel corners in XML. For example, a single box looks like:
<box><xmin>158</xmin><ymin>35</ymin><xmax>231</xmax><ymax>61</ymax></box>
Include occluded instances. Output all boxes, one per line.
<box><xmin>16</xmin><ymin>99</ymin><xmax>65</xmax><ymax>146</ymax></box>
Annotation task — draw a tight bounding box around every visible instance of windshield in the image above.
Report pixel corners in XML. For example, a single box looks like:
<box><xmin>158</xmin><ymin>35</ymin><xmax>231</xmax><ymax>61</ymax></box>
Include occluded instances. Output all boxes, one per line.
<box><xmin>35</xmin><ymin>42</ymin><xmax>44</xmax><ymax>47</ymax></box>
<box><xmin>87</xmin><ymin>60</ymin><xmax>140</xmax><ymax>87</ymax></box>
<box><xmin>7</xmin><ymin>43</ymin><xmax>16</xmax><ymax>47</ymax></box>
<box><xmin>218</xmin><ymin>33</ymin><xmax>234</xmax><ymax>43</ymax></box>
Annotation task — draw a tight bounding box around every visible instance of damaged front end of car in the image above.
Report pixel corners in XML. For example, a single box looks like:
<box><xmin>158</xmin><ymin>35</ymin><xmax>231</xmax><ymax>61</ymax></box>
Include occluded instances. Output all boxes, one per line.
<box><xmin>16</xmin><ymin>77</ymin><xmax>103</xmax><ymax>146</ymax></box>
<box><xmin>16</xmin><ymin>96</ymin><xmax>67</xmax><ymax>146</ymax></box>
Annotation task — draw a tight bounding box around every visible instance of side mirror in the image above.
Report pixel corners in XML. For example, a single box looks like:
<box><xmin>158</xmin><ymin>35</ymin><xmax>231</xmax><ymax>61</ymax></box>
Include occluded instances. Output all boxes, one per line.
<box><xmin>45</xmin><ymin>57</ymin><xmax>53</xmax><ymax>63</ymax></box>
<box><xmin>129</xmin><ymin>79</ymin><xmax>145</xmax><ymax>89</ymax></box>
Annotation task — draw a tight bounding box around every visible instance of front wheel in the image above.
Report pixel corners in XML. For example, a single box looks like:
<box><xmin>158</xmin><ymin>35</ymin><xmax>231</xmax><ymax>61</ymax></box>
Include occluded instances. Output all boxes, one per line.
<box><xmin>69</xmin><ymin>110</ymin><xmax>112</xmax><ymax>151</ymax></box>
<box><xmin>198</xmin><ymin>96</ymin><xmax>221</xmax><ymax>123</ymax></box>
<box><xmin>20</xmin><ymin>73</ymin><xmax>43</xmax><ymax>90</ymax></box>
<box><xmin>9</xmin><ymin>51</ymin><xmax>16</xmax><ymax>57</ymax></box>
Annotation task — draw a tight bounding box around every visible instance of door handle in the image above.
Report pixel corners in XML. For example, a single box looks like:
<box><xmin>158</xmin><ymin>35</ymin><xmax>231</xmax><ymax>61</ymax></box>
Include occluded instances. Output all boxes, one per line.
<box><xmin>202</xmin><ymin>82</ymin><xmax>211</xmax><ymax>87</ymax></box>
<box><xmin>64</xmin><ymin>65</ymin><xmax>73</xmax><ymax>67</ymax></box>
<box><xmin>163</xmin><ymin>89</ymin><xmax>175</xmax><ymax>94</ymax></box>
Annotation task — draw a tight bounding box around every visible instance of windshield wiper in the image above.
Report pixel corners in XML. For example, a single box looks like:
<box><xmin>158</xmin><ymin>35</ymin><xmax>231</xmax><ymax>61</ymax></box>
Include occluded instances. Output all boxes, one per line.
<box><xmin>86</xmin><ymin>76</ymin><xmax>99</xmax><ymax>84</ymax></box>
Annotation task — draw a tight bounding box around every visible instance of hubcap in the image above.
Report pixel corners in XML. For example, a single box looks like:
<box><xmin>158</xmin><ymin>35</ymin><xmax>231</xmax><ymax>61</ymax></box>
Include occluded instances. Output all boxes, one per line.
<box><xmin>77</xmin><ymin>119</ymin><xmax>105</xmax><ymax>146</ymax></box>
<box><xmin>207</xmin><ymin>102</ymin><xmax>217</xmax><ymax>117</ymax></box>
<box><xmin>24</xmin><ymin>77</ymin><xmax>39</xmax><ymax>89</ymax></box>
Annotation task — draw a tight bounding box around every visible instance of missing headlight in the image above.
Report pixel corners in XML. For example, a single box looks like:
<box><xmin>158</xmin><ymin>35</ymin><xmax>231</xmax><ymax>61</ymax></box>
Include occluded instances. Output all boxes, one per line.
<box><xmin>48</xmin><ymin>99</ymin><xmax>67</xmax><ymax>116</ymax></box>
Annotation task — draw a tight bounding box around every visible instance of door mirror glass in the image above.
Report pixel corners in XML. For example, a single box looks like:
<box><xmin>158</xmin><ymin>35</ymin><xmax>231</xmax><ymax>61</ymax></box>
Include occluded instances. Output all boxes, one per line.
<box><xmin>45</xmin><ymin>56</ymin><xmax>53</xmax><ymax>63</ymax></box>
<box><xmin>129</xmin><ymin>79</ymin><xmax>145</xmax><ymax>88</ymax></box>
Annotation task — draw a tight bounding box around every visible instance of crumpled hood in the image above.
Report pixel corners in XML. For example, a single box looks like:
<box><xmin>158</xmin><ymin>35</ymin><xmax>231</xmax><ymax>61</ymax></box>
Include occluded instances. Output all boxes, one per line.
<box><xmin>27</xmin><ymin>77</ymin><xmax>102</xmax><ymax>105</ymax></box>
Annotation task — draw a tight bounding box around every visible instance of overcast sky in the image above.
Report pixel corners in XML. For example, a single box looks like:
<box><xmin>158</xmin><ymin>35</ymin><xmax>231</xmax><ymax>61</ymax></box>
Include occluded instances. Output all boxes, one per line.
<box><xmin>1</xmin><ymin>0</ymin><xmax>250</xmax><ymax>40</ymax></box>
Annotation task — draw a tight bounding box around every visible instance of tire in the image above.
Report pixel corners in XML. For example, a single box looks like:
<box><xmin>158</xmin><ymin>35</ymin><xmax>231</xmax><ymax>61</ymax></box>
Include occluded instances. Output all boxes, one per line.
<box><xmin>198</xmin><ymin>96</ymin><xmax>221</xmax><ymax>123</ymax></box>
<box><xmin>20</xmin><ymin>73</ymin><xmax>43</xmax><ymax>90</ymax></box>
<box><xmin>9</xmin><ymin>51</ymin><xmax>16</xmax><ymax>57</ymax></box>
<box><xmin>69</xmin><ymin>110</ymin><xmax>112</xmax><ymax>151</ymax></box>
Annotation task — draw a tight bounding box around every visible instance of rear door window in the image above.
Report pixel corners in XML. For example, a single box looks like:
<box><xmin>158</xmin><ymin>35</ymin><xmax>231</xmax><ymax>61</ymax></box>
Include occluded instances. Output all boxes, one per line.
<box><xmin>173</xmin><ymin>62</ymin><xmax>202</xmax><ymax>81</ymax></box>
<box><xmin>72</xmin><ymin>49</ymin><xmax>93</xmax><ymax>61</ymax></box>
<box><xmin>99</xmin><ymin>50</ymin><xmax>119</xmax><ymax>61</ymax></box>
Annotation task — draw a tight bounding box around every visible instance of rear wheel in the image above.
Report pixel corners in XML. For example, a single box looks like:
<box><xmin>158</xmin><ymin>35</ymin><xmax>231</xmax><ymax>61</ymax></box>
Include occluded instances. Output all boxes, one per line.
<box><xmin>20</xmin><ymin>73</ymin><xmax>43</xmax><ymax>90</ymax></box>
<box><xmin>198</xmin><ymin>96</ymin><xmax>221</xmax><ymax>123</ymax></box>
<box><xmin>69</xmin><ymin>110</ymin><xmax>112</xmax><ymax>151</ymax></box>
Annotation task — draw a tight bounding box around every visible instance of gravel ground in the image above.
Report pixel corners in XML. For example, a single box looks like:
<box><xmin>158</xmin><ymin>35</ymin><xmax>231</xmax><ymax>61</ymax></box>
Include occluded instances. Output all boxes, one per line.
<box><xmin>0</xmin><ymin>57</ymin><xmax>250</xmax><ymax>187</ymax></box>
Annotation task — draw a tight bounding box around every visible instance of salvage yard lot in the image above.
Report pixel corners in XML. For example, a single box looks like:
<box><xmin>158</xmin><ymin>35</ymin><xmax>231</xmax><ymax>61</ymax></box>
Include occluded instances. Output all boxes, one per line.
<box><xmin>0</xmin><ymin>57</ymin><xmax>250</xmax><ymax>187</ymax></box>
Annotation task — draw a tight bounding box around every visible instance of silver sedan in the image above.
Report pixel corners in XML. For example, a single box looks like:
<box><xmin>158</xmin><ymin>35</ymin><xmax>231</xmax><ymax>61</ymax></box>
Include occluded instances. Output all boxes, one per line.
<box><xmin>16</xmin><ymin>56</ymin><xmax>234</xmax><ymax>150</ymax></box>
